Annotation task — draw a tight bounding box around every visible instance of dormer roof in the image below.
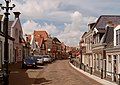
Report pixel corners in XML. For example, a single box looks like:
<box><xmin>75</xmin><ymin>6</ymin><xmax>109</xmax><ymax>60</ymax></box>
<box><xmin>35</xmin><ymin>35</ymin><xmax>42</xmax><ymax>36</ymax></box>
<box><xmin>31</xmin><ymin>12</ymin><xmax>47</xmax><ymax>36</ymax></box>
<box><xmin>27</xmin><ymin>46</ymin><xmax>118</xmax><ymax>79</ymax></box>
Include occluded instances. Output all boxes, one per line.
<box><xmin>92</xmin><ymin>15</ymin><xmax>120</xmax><ymax>31</ymax></box>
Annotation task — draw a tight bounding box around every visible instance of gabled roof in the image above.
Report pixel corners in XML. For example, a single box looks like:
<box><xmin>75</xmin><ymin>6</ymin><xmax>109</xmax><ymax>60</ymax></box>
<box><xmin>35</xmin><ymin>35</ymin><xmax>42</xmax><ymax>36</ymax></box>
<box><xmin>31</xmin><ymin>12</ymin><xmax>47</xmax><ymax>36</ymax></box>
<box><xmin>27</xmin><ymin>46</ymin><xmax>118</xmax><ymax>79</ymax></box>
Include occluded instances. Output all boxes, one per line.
<box><xmin>92</xmin><ymin>15</ymin><xmax>120</xmax><ymax>31</ymax></box>
<box><xmin>100</xmin><ymin>26</ymin><xmax>114</xmax><ymax>45</ymax></box>
<box><xmin>34</xmin><ymin>30</ymin><xmax>48</xmax><ymax>47</ymax></box>
<box><xmin>88</xmin><ymin>23</ymin><xmax>96</xmax><ymax>30</ymax></box>
<box><xmin>52</xmin><ymin>37</ymin><xmax>61</xmax><ymax>43</ymax></box>
<box><xmin>36</xmin><ymin>37</ymin><xmax>44</xmax><ymax>47</ymax></box>
<box><xmin>81</xmin><ymin>32</ymin><xmax>87</xmax><ymax>38</ymax></box>
<box><xmin>34</xmin><ymin>30</ymin><xmax>48</xmax><ymax>40</ymax></box>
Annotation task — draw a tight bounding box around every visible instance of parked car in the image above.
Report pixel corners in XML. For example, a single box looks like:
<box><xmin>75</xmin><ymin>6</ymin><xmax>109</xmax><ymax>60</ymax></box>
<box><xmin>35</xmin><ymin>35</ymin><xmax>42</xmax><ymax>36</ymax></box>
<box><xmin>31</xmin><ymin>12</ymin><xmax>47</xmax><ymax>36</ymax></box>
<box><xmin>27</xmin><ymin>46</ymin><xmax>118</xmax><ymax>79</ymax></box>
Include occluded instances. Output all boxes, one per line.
<box><xmin>34</xmin><ymin>55</ymin><xmax>44</xmax><ymax>65</ymax></box>
<box><xmin>22</xmin><ymin>56</ymin><xmax>37</xmax><ymax>68</ymax></box>
<box><xmin>51</xmin><ymin>56</ymin><xmax>56</xmax><ymax>62</ymax></box>
<box><xmin>43</xmin><ymin>55</ymin><xmax>52</xmax><ymax>63</ymax></box>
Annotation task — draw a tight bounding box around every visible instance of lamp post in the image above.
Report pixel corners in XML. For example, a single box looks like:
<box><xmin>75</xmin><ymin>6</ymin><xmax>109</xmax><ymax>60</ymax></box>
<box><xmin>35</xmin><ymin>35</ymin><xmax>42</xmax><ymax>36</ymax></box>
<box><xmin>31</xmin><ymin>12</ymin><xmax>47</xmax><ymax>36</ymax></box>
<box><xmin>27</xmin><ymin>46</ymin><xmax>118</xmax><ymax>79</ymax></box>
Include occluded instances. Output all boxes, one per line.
<box><xmin>0</xmin><ymin>0</ymin><xmax>15</xmax><ymax>85</ymax></box>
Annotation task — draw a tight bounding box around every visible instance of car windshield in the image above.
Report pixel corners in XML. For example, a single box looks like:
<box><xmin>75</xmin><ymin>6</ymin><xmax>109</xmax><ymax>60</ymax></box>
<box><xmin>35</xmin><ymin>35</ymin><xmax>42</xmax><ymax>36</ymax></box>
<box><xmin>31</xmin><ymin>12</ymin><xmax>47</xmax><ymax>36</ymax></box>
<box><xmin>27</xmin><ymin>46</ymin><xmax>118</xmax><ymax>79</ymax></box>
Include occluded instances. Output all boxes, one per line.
<box><xmin>25</xmin><ymin>56</ymin><xmax>35</xmax><ymax>60</ymax></box>
<box><xmin>43</xmin><ymin>55</ymin><xmax>51</xmax><ymax>58</ymax></box>
<box><xmin>34</xmin><ymin>55</ymin><xmax>43</xmax><ymax>59</ymax></box>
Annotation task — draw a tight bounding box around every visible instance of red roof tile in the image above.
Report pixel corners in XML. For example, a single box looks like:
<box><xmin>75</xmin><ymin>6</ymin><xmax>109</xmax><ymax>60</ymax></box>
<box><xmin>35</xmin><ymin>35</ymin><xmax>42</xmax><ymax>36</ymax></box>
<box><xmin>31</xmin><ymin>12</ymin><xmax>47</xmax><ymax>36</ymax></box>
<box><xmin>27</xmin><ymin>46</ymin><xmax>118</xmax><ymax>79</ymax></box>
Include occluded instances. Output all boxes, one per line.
<box><xmin>34</xmin><ymin>30</ymin><xmax>48</xmax><ymax>40</ymax></box>
<box><xmin>34</xmin><ymin>30</ymin><xmax>48</xmax><ymax>47</ymax></box>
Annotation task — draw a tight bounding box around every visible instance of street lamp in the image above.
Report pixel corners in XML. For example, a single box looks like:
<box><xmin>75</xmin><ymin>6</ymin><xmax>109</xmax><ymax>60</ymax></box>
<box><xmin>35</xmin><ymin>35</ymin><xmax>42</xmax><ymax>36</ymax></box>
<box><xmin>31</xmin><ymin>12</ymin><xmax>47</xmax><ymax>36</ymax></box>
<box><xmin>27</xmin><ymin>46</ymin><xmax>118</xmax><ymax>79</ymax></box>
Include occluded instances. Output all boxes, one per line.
<box><xmin>0</xmin><ymin>0</ymin><xmax>15</xmax><ymax>85</ymax></box>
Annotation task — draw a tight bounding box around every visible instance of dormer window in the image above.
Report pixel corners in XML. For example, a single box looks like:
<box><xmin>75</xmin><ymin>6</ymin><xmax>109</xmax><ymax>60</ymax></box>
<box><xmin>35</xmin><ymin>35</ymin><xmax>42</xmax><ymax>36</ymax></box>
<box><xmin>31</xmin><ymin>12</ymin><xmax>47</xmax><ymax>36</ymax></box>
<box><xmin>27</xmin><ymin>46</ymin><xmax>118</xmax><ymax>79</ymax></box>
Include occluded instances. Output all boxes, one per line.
<box><xmin>116</xmin><ymin>29</ymin><xmax>120</xmax><ymax>45</ymax></box>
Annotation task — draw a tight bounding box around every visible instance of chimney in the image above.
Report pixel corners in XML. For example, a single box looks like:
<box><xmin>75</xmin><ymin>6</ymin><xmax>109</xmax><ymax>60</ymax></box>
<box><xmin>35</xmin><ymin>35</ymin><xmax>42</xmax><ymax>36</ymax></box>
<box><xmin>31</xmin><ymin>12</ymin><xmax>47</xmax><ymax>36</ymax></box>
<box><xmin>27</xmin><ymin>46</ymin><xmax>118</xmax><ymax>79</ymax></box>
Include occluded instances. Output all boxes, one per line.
<box><xmin>106</xmin><ymin>20</ymin><xmax>114</xmax><ymax>28</ymax></box>
<box><xmin>13</xmin><ymin>12</ymin><xmax>21</xmax><ymax>19</ymax></box>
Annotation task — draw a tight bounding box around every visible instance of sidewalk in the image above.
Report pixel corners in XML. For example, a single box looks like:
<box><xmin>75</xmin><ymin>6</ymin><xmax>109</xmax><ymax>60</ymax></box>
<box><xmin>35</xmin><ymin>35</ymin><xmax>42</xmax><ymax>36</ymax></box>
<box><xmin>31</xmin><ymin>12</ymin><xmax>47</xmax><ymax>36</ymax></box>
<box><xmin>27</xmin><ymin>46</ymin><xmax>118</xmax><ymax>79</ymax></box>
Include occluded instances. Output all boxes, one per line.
<box><xmin>69</xmin><ymin>62</ymin><xmax>117</xmax><ymax>85</ymax></box>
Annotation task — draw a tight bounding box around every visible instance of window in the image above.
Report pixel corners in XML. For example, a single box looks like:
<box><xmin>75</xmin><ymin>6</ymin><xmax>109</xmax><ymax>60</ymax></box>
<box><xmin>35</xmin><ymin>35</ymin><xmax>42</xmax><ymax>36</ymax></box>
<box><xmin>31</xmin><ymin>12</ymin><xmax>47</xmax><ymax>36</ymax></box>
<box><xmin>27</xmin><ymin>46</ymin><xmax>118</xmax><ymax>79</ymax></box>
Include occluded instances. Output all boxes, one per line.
<box><xmin>119</xmin><ymin>55</ymin><xmax>120</xmax><ymax>63</ymax></box>
<box><xmin>116</xmin><ymin>29</ymin><xmax>120</xmax><ymax>45</ymax></box>
<box><xmin>108</xmin><ymin>55</ymin><xmax>111</xmax><ymax>63</ymax></box>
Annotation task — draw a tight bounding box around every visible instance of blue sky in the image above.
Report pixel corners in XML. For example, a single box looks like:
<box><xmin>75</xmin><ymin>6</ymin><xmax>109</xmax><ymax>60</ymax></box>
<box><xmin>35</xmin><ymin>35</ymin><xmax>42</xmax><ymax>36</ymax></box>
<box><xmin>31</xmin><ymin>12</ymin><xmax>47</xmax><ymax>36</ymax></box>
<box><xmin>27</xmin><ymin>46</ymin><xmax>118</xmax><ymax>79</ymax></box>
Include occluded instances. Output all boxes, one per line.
<box><xmin>0</xmin><ymin>0</ymin><xmax>120</xmax><ymax>46</ymax></box>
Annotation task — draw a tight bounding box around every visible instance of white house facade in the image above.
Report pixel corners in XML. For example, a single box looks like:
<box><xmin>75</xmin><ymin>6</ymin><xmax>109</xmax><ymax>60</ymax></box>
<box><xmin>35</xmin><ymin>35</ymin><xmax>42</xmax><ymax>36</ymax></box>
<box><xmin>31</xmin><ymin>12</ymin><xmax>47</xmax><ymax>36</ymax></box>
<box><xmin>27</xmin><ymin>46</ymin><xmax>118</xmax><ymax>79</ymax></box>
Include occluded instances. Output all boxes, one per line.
<box><xmin>0</xmin><ymin>34</ymin><xmax>14</xmax><ymax>69</ymax></box>
<box><xmin>106</xmin><ymin>25</ymin><xmax>120</xmax><ymax>81</ymax></box>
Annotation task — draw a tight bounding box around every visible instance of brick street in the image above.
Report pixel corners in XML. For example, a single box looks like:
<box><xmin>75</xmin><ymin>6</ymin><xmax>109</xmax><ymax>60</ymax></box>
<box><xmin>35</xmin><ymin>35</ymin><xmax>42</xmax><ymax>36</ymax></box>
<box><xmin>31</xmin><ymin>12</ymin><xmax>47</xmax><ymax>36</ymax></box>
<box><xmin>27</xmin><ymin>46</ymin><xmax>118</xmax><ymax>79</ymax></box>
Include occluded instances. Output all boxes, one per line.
<box><xmin>9</xmin><ymin>60</ymin><xmax>102</xmax><ymax>85</ymax></box>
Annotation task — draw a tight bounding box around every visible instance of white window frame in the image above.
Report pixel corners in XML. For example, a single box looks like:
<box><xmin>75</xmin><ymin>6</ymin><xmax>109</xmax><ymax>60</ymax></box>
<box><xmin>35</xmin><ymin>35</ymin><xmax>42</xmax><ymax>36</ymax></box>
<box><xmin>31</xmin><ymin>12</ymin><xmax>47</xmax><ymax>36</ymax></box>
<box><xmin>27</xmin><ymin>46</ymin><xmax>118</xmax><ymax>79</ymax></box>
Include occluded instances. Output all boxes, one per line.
<box><xmin>114</xmin><ymin>25</ymin><xmax>120</xmax><ymax>46</ymax></box>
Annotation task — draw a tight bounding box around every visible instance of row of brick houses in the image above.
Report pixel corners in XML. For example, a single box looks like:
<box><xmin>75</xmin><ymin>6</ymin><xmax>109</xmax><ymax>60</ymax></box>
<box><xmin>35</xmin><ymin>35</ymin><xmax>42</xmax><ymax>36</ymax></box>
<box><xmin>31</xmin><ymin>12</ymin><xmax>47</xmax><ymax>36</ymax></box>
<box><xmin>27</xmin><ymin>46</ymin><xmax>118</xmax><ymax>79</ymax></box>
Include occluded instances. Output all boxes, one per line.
<box><xmin>0</xmin><ymin>11</ymin><xmax>68</xmax><ymax>69</ymax></box>
<box><xmin>0</xmin><ymin>12</ymin><xmax>29</xmax><ymax>69</ymax></box>
<box><xmin>25</xmin><ymin>30</ymin><xmax>68</xmax><ymax>60</ymax></box>
<box><xmin>79</xmin><ymin>15</ymin><xmax>120</xmax><ymax>82</ymax></box>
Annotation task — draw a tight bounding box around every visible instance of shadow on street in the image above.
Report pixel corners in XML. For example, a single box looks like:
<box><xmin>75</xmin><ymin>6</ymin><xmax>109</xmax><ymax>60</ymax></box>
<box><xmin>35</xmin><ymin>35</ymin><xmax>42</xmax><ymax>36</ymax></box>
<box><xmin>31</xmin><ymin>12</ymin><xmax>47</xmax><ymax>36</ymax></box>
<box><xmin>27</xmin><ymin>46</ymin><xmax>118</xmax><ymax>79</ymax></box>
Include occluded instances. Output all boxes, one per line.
<box><xmin>9</xmin><ymin>62</ymin><xmax>52</xmax><ymax>85</ymax></box>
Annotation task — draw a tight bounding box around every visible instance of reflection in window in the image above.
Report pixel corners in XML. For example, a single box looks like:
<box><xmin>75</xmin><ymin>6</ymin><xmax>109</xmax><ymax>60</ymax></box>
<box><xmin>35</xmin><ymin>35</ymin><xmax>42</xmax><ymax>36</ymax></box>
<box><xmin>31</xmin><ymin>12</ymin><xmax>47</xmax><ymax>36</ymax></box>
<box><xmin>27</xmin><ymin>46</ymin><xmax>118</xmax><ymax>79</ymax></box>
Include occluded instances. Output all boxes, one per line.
<box><xmin>108</xmin><ymin>55</ymin><xmax>111</xmax><ymax>63</ymax></box>
<box><xmin>116</xmin><ymin>29</ymin><xmax>120</xmax><ymax>45</ymax></box>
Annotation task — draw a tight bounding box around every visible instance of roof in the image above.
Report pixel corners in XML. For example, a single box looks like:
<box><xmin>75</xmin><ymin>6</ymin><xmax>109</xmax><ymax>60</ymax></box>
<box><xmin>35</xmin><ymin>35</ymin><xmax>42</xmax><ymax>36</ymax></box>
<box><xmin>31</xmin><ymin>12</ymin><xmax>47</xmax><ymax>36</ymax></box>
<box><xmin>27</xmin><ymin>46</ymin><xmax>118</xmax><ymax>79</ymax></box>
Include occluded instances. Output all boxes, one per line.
<box><xmin>88</xmin><ymin>23</ymin><xmax>96</xmax><ymax>29</ymax></box>
<box><xmin>105</xmin><ymin>27</ymin><xmax>114</xmax><ymax>43</ymax></box>
<box><xmin>81</xmin><ymin>32</ymin><xmax>87</xmax><ymax>38</ymax></box>
<box><xmin>52</xmin><ymin>37</ymin><xmax>61</xmax><ymax>43</ymax></box>
<box><xmin>36</xmin><ymin>37</ymin><xmax>44</xmax><ymax>47</ymax></box>
<box><xmin>34</xmin><ymin>30</ymin><xmax>48</xmax><ymax>40</ymax></box>
<box><xmin>92</xmin><ymin>15</ymin><xmax>120</xmax><ymax>30</ymax></box>
<box><xmin>34</xmin><ymin>30</ymin><xmax>48</xmax><ymax>47</ymax></box>
<box><xmin>100</xmin><ymin>26</ymin><xmax>114</xmax><ymax>47</ymax></box>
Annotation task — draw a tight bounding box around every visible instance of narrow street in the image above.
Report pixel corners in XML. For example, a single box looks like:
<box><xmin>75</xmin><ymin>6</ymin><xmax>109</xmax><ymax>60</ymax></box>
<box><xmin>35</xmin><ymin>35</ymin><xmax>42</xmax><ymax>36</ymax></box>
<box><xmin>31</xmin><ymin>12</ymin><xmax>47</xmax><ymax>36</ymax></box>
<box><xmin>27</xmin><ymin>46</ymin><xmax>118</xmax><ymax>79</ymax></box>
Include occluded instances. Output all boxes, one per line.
<box><xmin>9</xmin><ymin>60</ymin><xmax>102</xmax><ymax>85</ymax></box>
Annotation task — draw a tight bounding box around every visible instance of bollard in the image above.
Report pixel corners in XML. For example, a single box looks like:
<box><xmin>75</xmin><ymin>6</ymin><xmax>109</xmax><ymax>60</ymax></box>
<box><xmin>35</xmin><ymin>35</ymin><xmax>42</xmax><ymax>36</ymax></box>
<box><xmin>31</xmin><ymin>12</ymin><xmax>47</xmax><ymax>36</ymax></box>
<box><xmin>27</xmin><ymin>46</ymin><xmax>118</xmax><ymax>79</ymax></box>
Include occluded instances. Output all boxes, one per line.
<box><xmin>80</xmin><ymin>64</ymin><xmax>82</xmax><ymax>69</ymax></box>
<box><xmin>84</xmin><ymin>65</ymin><xmax>85</xmax><ymax>71</ymax></box>
<box><xmin>90</xmin><ymin>67</ymin><xmax>92</xmax><ymax>75</ymax></box>
<box><xmin>118</xmin><ymin>74</ymin><xmax>120</xmax><ymax>85</ymax></box>
<box><xmin>101</xmin><ymin>69</ymin><xmax>103</xmax><ymax>79</ymax></box>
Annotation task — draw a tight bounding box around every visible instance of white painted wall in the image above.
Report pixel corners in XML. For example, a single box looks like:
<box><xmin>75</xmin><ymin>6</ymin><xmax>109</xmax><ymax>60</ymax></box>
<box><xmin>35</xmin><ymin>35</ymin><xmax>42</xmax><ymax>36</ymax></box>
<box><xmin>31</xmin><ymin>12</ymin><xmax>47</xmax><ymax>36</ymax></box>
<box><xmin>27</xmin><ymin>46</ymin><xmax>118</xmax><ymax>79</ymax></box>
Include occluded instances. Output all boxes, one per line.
<box><xmin>118</xmin><ymin>55</ymin><xmax>120</xmax><ymax>74</ymax></box>
<box><xmin>0</xmin><ymin>35</ymin><xmax>14</xmax><ymax>67</ymax></box>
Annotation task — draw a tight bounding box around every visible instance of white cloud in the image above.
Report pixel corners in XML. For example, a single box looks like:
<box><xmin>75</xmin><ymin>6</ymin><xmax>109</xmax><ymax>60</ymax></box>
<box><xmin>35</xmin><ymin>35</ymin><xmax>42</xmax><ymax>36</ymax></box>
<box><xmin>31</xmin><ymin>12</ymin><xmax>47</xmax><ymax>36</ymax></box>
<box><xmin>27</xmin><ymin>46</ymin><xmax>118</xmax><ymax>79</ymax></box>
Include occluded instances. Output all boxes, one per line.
<box><xmin>22</xmin><ymin>20</ymin><xmax>61</xmax><ymax>36</ymax></box>
<box><xmin>0</xmin><ymin>0</ymin><xmax>119</xmax><ymax>47</ymax></box>
<box><xmin>12</xmin><ymin>0</ymin><xmax>61</xmax><ymax>19</ymax></box>
<box><xmin>40</xmin><ymin>23</ymin><xmax>62</xmax><ymax>36</ymax></box>
<box><xmin>22</xmin><ymin>11</ymin><xmax>96</xmax><ymax>46</ymax></box>
<box><xmin>56</xmin><ymin>11</ymin><xmax>83</xmax><ymax>46</ymax></box>
<box><xmin>57</xmin><ymin>11</ymin><xmax>96</xmax><ymax>46</ymax></box>
<box><xmin>22</xmin><ymin>20</ymin><xmax>40</xmax><ymax>34</ymax></box>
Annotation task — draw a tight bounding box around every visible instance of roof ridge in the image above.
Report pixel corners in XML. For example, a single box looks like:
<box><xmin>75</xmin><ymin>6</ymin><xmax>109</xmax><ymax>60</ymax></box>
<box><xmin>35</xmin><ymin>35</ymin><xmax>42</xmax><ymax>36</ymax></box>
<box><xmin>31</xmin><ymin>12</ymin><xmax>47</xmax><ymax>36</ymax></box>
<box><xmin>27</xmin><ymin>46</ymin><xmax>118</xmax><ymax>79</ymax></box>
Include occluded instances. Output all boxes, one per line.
<box><xmin>100</xmin><ymin>15</ymin><xmax>120</xmax><ymax>17</ymax></box>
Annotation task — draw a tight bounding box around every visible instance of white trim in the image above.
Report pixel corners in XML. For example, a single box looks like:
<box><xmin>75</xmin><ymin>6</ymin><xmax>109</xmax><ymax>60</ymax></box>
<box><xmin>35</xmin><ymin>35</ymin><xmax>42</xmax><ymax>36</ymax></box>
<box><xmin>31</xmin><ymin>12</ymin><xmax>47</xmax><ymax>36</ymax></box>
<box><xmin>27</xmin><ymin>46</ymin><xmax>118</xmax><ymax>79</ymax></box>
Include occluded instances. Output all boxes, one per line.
<box><xmin>114</xmin><ymin>25</ymin><xmax>120</xmax><ymax>46</ymax></box>
<box><xmin>94</xmin><ymin>27</ymin><xmax>98</xmax><ymax>33</ymax></box>
<box><xmin>11</xmin><ymin>18</ymin><xmax>19</xmax><ymax>28</ymax></box>
<box><xmin>1</xmin><ymin>15</ymin><xmax>5</xmax><ymax>21</ymax></box>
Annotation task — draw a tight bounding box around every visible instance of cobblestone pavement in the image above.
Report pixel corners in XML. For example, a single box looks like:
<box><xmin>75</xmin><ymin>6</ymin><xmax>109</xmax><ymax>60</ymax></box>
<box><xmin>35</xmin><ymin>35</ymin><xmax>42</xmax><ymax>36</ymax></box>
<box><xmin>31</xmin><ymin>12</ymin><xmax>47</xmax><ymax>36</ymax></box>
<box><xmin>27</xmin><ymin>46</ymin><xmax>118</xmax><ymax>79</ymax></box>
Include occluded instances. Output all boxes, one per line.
<box><xmin>9</xmin><ymin>60</ymin><xmax>102</xmax><ymax>85</ymax></box>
